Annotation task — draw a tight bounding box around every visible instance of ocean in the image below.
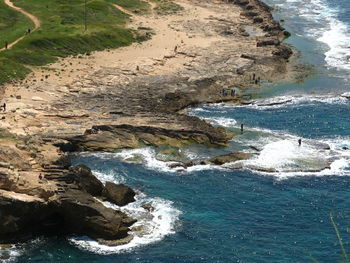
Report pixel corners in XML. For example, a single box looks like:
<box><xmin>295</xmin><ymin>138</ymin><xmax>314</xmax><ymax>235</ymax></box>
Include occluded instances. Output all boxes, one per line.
<box><xmin>5</xmin><ymin>0</ymin><xmax>350</xmax><ymax>262</ymax></box>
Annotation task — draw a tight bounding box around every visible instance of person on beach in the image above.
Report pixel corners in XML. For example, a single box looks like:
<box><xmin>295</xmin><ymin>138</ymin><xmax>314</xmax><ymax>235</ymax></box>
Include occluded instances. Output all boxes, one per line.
<box><xmin>4</xmin><ymin>41</ymin><xmax>8</xmax><ymax>49</ymax></box>
<box><xmin>1</xmin><ymin>103</ymin><xmax>6</xmax><ymax>112</ymax></box>
<box><xmin>174</xmin><ymin>45</ymin><xmax>178</xmax><ymax>53</ymax></box>
<box><xmin>241</xmin><ymin>123</ymin><xmax>244</xmax><ymax>134</ymax></box>
<box><xmin>298</xmin><ymin>139</ymin><xmax>302</xmax><ymax>146</ymax></box>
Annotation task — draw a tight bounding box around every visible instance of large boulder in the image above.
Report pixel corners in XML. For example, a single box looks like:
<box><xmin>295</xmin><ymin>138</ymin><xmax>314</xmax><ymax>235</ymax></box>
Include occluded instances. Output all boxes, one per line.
<box><xmin>209</xmin><ymin>152</ymin><xmax>252</xmax><ymax>165</ymax></box>
<box><xmin>58</xmin><ymin>189</ymin><xmax>135</xmax><ymax>240</ymax></box>
<box><xmin>71</xmin><ymin>165</ymin><xmax>104</xmax><ymax>196</ymax></box>
<box><xmin>102</xmin><ymin>182</ymin><xmax>136</xmax><ymax>206</ymax></box>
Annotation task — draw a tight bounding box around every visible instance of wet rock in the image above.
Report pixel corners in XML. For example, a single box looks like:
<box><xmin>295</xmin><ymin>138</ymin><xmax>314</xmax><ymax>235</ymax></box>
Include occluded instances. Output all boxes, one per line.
<box><xmin>283</xmin><ymin>31</ymin><xmax>291</xmax><ymax>38</ymax></box>
<box><xmin>103</xmin><ymin>182</ymin><xmax>136</xmax><ymax>206</ymax></box>
<box><xmin>209</xmin><ymin>152</ymin><xmax>252</xmax><ymax>165</ymax></box>
<box><xmin>97</xmin><ymin>235</ymin><xmax>134</xmax><ymax>246</ymax></box>
<box><xmin>141</xmin><ymin>203</ymin><xmax>155</xmax><ymax>212</ymax></box>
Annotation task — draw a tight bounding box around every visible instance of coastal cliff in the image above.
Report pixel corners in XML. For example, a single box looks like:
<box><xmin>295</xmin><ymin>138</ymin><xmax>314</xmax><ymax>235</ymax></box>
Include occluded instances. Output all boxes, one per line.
<box><xmin>0</xmin><ymin>0</ymin><xmax>293</xmax><ymax>245</ymax></box>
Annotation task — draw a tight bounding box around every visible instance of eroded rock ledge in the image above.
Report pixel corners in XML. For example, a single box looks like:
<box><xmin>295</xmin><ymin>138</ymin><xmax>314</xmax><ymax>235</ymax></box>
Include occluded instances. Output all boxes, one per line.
<box><xmin>0</xmin><ymin>0</ymin><xmax>294</xmax><ymax>245</ymax></box>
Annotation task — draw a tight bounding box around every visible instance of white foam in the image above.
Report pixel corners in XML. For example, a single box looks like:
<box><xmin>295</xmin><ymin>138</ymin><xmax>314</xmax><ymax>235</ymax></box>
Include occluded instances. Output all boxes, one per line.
<box><xmin>276</xmin><ymin>0</ymin><xmax>350</xmax><ymax>70</ymax></box>
<box><xmin>318</xmin><ymin>15</ymin><xmax>350</xmax><ymax>70</ymax></box>
<box><xmin>202</xmin><ymin>116</ymin><xmax>237</xmax><ymax>127</ymax></box>
<box><xmin>241</xmin><ymin>135</ymin><xmax>350</xmax><ymax>179</ymax></box>
<box><xmin>0</xmin><ymin>238</ymin><xmax>44</xmax><ymax>263</ymax></box>
<box><xmin>89</xmin><ymin>148</ymin><xmax>178</xmax><ymax>173</ymax></box>
<box><xmin>227</xmin><ymin>94</ymin><xmax>348</xmax><ymax>110</ymax></box>
<box><xmin>69</xmin><ymin>173</ymin><xmax>181</xmax><ymax>255</ymax></box>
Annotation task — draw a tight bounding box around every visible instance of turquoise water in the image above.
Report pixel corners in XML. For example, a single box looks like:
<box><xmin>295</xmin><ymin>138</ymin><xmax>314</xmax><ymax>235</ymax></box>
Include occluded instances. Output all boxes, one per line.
<box><xmin>9</xmin><ymin>0</ymin><xmax>350</xmax><ymax>262</ymax></box>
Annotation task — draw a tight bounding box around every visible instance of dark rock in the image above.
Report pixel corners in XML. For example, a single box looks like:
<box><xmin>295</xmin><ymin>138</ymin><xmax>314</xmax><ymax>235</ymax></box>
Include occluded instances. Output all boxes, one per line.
<box><xmin>53</xmin><ymin>155</ymin><xmax>72</xmax><ymax>169</ymax></box>
<box><xmin>141</xmin><ymin>203</ymin><xmax>155</xmax><ymax>212</ymax></box>
<box><xmin>71</xmin><ymin>165</ymin><xmax>104</xmax><ymax>196</ymax></box>
<box><xmin>257</xmin><ymin>39</ymin><xmax>280</xmax><ymax>47</ymax></box>
<box><xmin>241</xmin><ymin>11</ymin><xmax>258</xmax><ymax>17</ymax></box>
<box><xmin>58</xmin><ymin>189</ymin><xmax>134</xmax><ymax>240</ymax></box>
<box><xmin>283</xmin><ymin>30</ymin><xmax>291</xmax><ymax>38</ymax></box>
<box><xmin>209</xmin><ymin>152</ymin><xmax>252</xmax><ymax>165</ymax></box>
<box><xmin>253</xmin><ymin>17</ymin><xmax>264</xmax><ymax>23</ymax></box>
<box><xmin>249</xmin><ymin>145</ymin><xmax>262</xmax><ymax>152</ymax></box>
<box><xmin>0</xmin><ymin>193</ymin><xmax>54</xmax><ymax>241</ymax></box>
<box><xmin>272</xmin><ymin>46</ymin><xmax>293</xmax><ymax>59</ymax></box>
<box><xmin>241</xmin><ymin>54</ymin><xmax>257</xmax><ymax>60</ymax></box>
<box><xmin>342</xmin><ymin>147</ymin><xmax>349</xmax><ymax>150</ymax></box>
<box><xmin>233</xmin><ymin>0</ymin><xmax>249</xmax><ymax>6</ymax></box>
<box><xmin>103</xmin><ymin>182</ymin><xmax>136</xmax><ymax>206</ymax></box>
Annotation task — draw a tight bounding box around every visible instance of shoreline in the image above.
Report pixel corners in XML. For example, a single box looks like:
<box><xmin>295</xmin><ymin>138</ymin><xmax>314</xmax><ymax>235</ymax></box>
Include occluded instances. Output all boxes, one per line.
<box><xmin>0</xmin><ymin>0</ymin><xmax>295</xmax><ymax>247</ymax></box>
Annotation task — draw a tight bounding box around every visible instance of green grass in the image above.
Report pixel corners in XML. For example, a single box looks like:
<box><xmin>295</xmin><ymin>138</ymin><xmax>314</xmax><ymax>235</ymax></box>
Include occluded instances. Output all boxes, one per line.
<box><xmin>0</xmin><ymin>1</ymin><xmax>34</xmax><ymax>47</ymax></box>
<box><xmin>0</xmin><ymin>0</ymin><xmax>152</xmax><ymax>84</ymax></box>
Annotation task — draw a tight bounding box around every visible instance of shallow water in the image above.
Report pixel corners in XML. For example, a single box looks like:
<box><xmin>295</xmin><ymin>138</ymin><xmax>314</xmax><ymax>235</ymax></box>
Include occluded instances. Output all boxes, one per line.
<box><xmin>10</xmin><ymin>0</ymin><xmax>350</xmax><ymax>262</ymax></box>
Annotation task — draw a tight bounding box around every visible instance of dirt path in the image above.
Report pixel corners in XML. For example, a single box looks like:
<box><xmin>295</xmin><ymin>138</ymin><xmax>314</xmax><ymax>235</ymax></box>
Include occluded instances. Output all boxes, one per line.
<box><xmin>0</xmin><ymin>0</ymin><xmax>41</xmax><ymax>51</ymax></box>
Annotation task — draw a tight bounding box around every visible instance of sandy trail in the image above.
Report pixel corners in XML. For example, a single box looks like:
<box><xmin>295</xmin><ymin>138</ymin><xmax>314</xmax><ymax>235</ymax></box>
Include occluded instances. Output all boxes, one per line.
<box><xmin>0</xmin><ymin>0</ymin><xmax>41</xmax><ymax>51</ymax></box>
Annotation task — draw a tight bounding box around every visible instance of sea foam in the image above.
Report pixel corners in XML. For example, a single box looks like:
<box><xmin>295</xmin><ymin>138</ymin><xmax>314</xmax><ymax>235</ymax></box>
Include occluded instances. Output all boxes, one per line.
<box><xmin>279</xmin><ymin>0</ymin><xmax>350</xmax><ymax>71</ymax></box>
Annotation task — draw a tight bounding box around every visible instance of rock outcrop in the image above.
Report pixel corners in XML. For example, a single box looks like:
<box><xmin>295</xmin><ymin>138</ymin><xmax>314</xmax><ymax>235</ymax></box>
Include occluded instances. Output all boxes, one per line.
<box><xmin>0</xmin><ymin>144</ymin><xmax>137</xmax><ymax>244</ymax></box>
<box><xmin>102</xmin><ymin>182</ymin><xmax>136</xmax><ymax>206</ymax></box>
<box><xmin>209</xmin><ymin>152</ymin><xmax>252</xmax><ymax>165</ymax></box>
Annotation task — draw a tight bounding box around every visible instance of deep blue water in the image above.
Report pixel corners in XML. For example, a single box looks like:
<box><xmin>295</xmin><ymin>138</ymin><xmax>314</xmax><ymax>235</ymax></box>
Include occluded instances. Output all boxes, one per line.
<box><xmin>11</xmin><ymin>0</ymin><xmax>350</xmax><ymax>262</ymax></box>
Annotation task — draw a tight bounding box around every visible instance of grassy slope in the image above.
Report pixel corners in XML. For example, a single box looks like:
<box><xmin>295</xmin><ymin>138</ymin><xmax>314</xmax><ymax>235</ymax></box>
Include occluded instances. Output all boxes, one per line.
<box><xmin>0</xmin><ymin>1</ymin><xmax>34</xmax><ymax>46</ymax></box>
<box><xmin>0</xmin><ymin>0</ymin><xmax>151</xmax><ymax>85</ymax></box>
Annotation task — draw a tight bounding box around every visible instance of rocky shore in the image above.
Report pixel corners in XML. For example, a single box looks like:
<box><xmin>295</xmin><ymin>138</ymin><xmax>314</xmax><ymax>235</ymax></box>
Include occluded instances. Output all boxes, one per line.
<box><xmin>0</xmin><ymin>0</ymin><xmax>294</xmax><ymax>245</ymax></box>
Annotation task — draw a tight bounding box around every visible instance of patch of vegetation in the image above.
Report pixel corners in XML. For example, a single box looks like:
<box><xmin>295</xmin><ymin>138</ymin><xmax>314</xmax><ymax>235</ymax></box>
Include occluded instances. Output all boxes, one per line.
<box><xmin>0</xmin><ymin>0</ymin><xmax>151</xmax><ymax>85</ymax></box>
<box><xmin>0</xmin><ymin>129</ymin><xmax>16</xmax><ymax>140</ymax></box>
<box><xmin>0</xmin><ymin>1</ymin><xmax>34</xmax><ymax>47</ymax></box>
<box><xmin>150</xmin><ymin>0</ymin><xmax>183</xmax><ymax>15</ymax></box>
